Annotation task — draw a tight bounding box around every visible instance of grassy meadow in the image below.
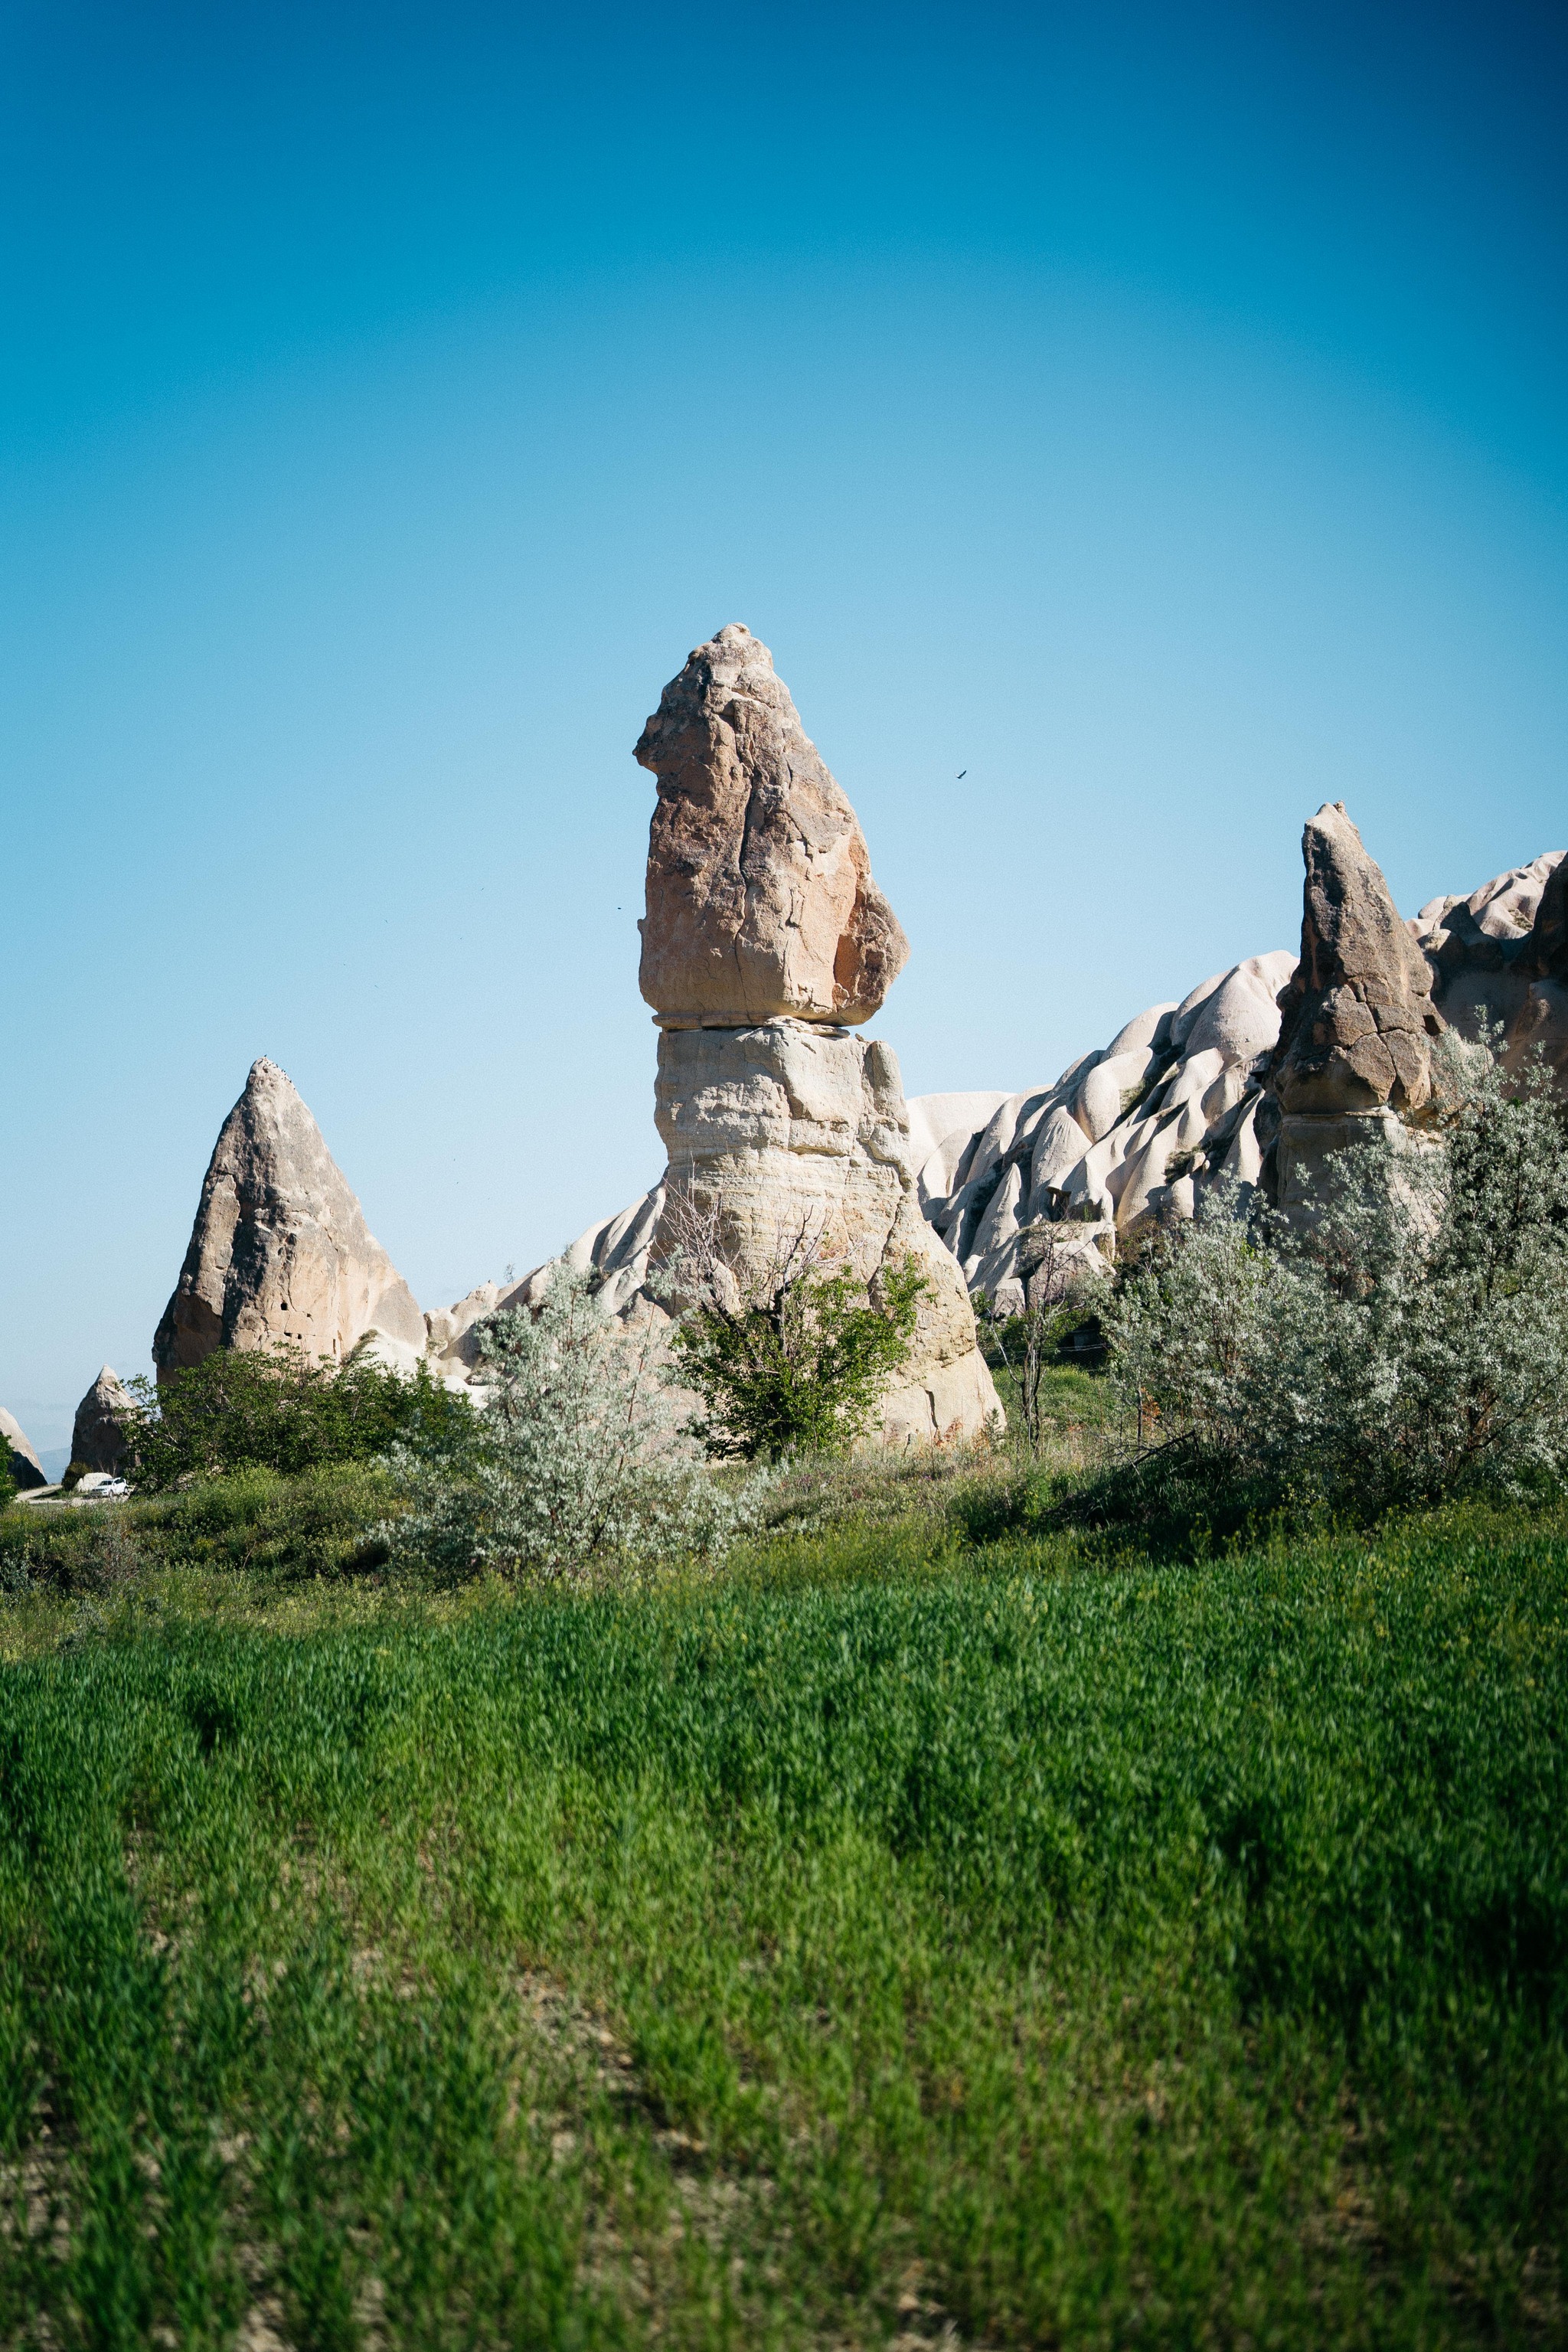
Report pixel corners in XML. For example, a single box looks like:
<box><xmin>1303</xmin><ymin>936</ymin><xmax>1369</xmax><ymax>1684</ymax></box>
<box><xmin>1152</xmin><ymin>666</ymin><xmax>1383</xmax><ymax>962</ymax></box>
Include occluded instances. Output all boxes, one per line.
<box><xmin>0</xmin><ymin>1430</ymin><xmax>1564</xmax><ymax>2346</ymax></box>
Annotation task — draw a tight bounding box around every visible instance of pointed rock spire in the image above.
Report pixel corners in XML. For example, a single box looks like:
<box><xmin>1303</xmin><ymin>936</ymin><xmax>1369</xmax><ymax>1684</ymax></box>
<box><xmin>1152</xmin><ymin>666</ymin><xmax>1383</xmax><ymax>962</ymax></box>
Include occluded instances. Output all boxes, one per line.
<box><xmin>1269</xmin><ymin>802</ymin><xmax>1440</xmax><ymax>1116</ymax></box>
<box><xmin>71</xmin><ymin>1366</ymin><xmax>135</xmax><ymax>1473</ymax></box>
<box><xmin>0</xmin><ymin>1408</ymin><xmax>47</xmax><ymax>1491</ymax></box>
<box><xmin>153</xmin><ymin>1058</ymin><xmax>425</xmax><ymax>1380</ymax></box>
<box><xmin>635</xmin><ymin>623</ymin><xmax>909</xmax><ymax>1027</ymax></box>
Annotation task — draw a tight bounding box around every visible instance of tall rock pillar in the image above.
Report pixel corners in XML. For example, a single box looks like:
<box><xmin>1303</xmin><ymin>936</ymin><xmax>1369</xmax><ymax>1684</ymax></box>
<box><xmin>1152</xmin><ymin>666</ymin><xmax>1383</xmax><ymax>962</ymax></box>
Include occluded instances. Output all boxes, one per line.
<box><xmin>1265</xmin><ymin>802</ymin><xmax>1443</xmax><ymax>1217</ymax></box>
<box><xmin>635</xmin><ymin>626</ymin><xmax>998</xmax><ymax>1442</ymax></box>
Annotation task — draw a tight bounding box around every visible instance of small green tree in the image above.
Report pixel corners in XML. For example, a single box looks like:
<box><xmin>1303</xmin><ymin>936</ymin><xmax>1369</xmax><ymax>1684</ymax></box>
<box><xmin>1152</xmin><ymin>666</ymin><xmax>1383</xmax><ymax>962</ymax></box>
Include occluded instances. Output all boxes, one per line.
<box><xmin>118</xmin><ymin>1341</ymin><xmax>470</xmax><ymax>1490</ymax></box>
<box><xmin>659</xmin><ymin>1195</ymin><xmax>929</xmax><ymax>1460</ymax></box>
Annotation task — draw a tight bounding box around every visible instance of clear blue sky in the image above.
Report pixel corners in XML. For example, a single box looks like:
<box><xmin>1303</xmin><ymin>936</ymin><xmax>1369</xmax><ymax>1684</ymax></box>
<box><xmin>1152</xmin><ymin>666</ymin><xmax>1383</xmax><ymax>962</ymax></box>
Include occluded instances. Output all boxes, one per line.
<box><xmin>5</xmin><ymin>0</ymin><xmax>1566</xmax><ymax>1455</ymax></box>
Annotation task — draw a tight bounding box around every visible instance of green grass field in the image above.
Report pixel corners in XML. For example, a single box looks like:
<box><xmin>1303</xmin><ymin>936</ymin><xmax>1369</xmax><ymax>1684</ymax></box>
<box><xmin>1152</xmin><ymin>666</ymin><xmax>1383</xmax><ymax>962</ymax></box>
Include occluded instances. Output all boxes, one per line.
<box><xmin>1</xmin><ymin>1475</ymin><xmax>1565</xmax><ymax>2345</ymax></box>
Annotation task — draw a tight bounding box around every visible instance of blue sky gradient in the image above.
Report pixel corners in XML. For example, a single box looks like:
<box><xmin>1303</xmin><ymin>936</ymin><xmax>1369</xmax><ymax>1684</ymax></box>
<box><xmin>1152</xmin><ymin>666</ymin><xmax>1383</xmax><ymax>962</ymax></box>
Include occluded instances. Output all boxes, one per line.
<box><xmin>5</xmin><ymin>0</ymin><xmax>1566</xmax><ymax>1452</ymax></box>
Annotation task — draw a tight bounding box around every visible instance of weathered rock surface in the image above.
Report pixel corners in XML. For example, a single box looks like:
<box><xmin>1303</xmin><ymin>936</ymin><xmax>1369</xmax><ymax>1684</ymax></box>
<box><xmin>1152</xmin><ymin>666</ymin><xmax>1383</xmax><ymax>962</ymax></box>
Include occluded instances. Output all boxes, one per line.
<box><xmin>424</xmin><ymin>1190</ymin><xmax>666</xmax><ymax>1384</ymax></box>
<box><xmin>1269</xmin><ymin>802</ymin><xmax>1441</xmax><ymax>1119</ymax></box>
<box><xmin>1</xmin><ymin>1408</ymin><xmax>47</xmax><ymax>1491</ymax></box>
<box><xmin>1413</xmin><ymin>848</ymin><xmax>1568</xmax><ymax>1083</ymax></box>
<box><xmin>916</xmin><ymin>952</ymin><xmax>1296</xmax><ymax>1310</ymax></box>
<box><xmin>71</xmin><ymin>1366</ymin><xmax>134</xmax><ymax>1473</ymax></box>
<box><xmin>1259</xmin><ymin>805</ymin><xmax>1446</xmax><ymax>1219</ymax></box>
<box><xmin>649</xmin><ymin>1021</ymin><xmax>997</xmax><ymax>1441</ymax></box>
<box><xmin>636</xmin><ymin>625</ymin><xmax>908</xmax><ymax>1028</ymax></box>
<box><xmin>628</xmin><ymin>621</ymin><xmax>994</xmax><ymax>1441</ymax></box>
<box><xmin>470</xmin><ymin>822</ymin><xmax>1567</xmax><ymax>1353</ymax></box>
<box><xmin>154</xmin><ymin>1058</ymin><xmax>426</xmax><ymax>1380</ymax></box>
<box><xmin>491</xmin><ymin>632</ymin><xmax>994</xmax><ymax>1442</ymax></box>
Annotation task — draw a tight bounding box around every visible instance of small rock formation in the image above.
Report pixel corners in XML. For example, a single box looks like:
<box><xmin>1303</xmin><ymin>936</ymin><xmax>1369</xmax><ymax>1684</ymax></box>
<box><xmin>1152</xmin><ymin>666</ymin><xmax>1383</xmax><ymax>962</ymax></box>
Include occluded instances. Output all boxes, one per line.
<box><xmin>1</xmin><ymin>1407</ymin><xmax>47</xmax><ymax>1491</ymax></box>
<box><xmin>1413</xmin><ymin>848</ymin><xmax>1568</xmax><ymax>1083</ymax></box>
<box><xmin>636</xmin><ymin>625</ymin><xmax>909</xmax><ymax>1028</ymax></box>
<box><xmin>154</xmin><ymin>1058</ymin><xmax>426</xmax><ymax>1380</ymax></box>
<box><xmin>1263</xmin><ymin>803</ymin><xmax>1442</xmax><ymax>1215</ymax></box>
<box><xmin>71</xmin><ymin>1366</ymin><xmax>135</xmax><ymax>1474</ymax></box>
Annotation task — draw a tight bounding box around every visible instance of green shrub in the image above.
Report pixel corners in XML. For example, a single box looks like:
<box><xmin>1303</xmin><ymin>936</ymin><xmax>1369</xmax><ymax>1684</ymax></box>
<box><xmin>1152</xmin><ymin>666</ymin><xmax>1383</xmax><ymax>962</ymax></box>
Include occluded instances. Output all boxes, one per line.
<box><xmin>665</xmin><ymin>1229</ymin><xmax>929</xmax><ymax>1460</ymax></box>
<box><xmin>0</xmin><ymin>1502</ymin><xmax>149</xmax><ymax>1595</ymax></box>
<box><xmin>164</xmin><ymin>1463</ymin><xmax>400</xmax><ymax>1580</ymax></box>
<box><xmin>384</xmin><ymin>1262</ymin><xmax>767</xmax><ymax>1584</ymax></box>
<box><xmin>1099</xmin><ymin>1030</ymin><xmax>1568</xmax><ymax>1526</ymax></box>
<box><xmin>0</xmin><ymin>1466</ymin><xmax>399</xmax><ymax>1596</ymax></box>
<box><xmin>119</xmin><ymin>1342</ymin><xmax>471</xmax><ymax>1490</ymax></box>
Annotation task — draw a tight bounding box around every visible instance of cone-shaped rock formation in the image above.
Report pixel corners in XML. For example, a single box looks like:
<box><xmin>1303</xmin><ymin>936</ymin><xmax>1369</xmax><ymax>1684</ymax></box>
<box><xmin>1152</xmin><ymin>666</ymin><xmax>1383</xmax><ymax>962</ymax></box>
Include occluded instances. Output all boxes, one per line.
<box><xmin>636</xmin><ymin>625</ymin><xmax>909</xmax><ymax>1029</ymax></box>
<box><xmin>1263</xmin><ymin>804</ymin><xmax>1443</xmax><ymax>1220</ymax></box>
<box><xmin>71</xmin><ymin>1366</ymin><xmax>134</xmax><ymax>1473</ymax></box>
<box><xmin>1</xmin><ymin>1408</ymin><xmax>47</xmax><ymax>1491</ymax></box>
<box><xmin>153</xmin><ymin>1058</ymin><xmax>425</xmax><ymax>1380</ymax></box>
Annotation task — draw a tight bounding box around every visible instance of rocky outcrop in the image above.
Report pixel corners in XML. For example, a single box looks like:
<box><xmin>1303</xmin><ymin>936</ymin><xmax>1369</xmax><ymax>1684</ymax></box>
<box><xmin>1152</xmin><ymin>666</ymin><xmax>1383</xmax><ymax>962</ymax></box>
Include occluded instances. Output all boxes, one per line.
<box><xmin>1</xmin><ymin>1408</ymin><xmax>47</xmax><ymax>1491</ymax></box>
<box><xmin>1261</xmin><ymin>805</ymin><xmax>1444</xmax><ymax>1217</ymax></box>
<box><xmin>916</xmin><ymin>953</ymin><xmax>1296</xmax><ymax>1310</ymax></box>
<box><xmin>154</xmin><ymin>1058</ymin><xmax>426</xmax><ymax>1380</ymax></box>
<box><xmin>636</xmin><ymin>625</ymin><xmax>909</xmax><ymax>1028</ymax></box>
<box><xmin>464</xmin><ymin>806</ymin><xmax>1566</xmax><ymax>1356</ymax></box>
<box><xmin>632</xmin><ymin>630</ymin><xmax>995</xmax><ymax>1441</ymax></box>
<box><xmin>648</xmin><ymin>1021</ymin><xmax>998</xmax><ymax>1441</ymax></box>
<box><xmin>1413</xmin><ymin>848</ymin><xmax>1568</xmax><ymax>1083</ymax></box>
<box><xmin>71</xmin><ymin>1366</ymin><xmax>134</xmax><ymax>1473</ymax></box>
<box><xmin>913</xmin><ymin>817</ymin><xmax>1568</xmax><ymax>1295</ymax></box>
<box><xmin>1269</xmin><ymin>802</ymin><xmax>1440</xmax><ymax>1118</ymax></box>
<box><xmin>496</xmin><ymin>628</ymin><xmax>995</xmax><ymax>1443</ymax></box>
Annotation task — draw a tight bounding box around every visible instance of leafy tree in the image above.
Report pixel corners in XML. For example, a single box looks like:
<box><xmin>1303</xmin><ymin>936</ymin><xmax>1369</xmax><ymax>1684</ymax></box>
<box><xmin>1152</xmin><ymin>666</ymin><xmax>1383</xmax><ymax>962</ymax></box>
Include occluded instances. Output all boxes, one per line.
<box><xmin>659</xmin><ymin>1195</ymin><xmax>929</xmax><ymax>1460</ymax></box>
<box><xmin>118</xmin><ymin>1341</ymin><xmax>471</xmax><ymax>1491</ymax></box>
<box><xmin>382</xmin><ymin>1260</ymin><xmax>766</xmax><ymax>1583</ymax></box>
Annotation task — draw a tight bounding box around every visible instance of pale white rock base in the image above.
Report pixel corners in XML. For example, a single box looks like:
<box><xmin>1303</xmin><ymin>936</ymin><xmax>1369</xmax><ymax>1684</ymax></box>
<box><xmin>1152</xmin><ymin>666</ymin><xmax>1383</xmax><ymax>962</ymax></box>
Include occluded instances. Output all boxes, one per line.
<box><xmin>472</xmin><ymin>1021</ymin><xmax>1000</xmax><ymax>1445</ymax></box>
<box><xmin>646</xmin><ymin>1020</ymin><xmax>998</xmax><ymax>1443</ymax></box>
